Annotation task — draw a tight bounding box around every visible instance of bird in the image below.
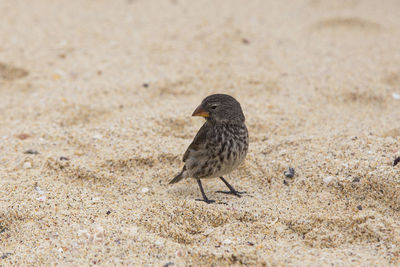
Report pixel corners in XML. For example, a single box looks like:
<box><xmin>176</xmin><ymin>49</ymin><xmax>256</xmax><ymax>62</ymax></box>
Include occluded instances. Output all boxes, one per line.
<box><xmin>169</xmin><ymin>94</ymin><xmax>249</xmax><ymax>203</ymax></box>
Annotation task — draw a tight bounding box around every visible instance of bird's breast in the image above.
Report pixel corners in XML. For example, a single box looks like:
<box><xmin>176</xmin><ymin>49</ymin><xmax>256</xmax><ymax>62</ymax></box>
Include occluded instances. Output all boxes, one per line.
<box><xmin>185</xmin><ymin>123</ymin><xmax>248</xmax><ymax>179</ymax></box>
<box><xmin>208</xmin><ymin>124</ymin><xmax>248</xmax><ymax>175</ymax></box>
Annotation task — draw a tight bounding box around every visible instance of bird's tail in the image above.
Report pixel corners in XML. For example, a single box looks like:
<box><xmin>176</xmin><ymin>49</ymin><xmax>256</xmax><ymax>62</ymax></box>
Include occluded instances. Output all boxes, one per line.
<box><xmin>169</xmin><ymin>168</ymin><xmax>185</xmax><ymax>184</ymax></box>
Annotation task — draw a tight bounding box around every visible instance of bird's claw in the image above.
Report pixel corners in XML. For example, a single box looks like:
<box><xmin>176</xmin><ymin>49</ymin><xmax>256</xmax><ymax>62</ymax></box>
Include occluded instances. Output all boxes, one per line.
<box><xmin>216</xmin><ymin>190</ymin><xmax>246</xmax><ymax>198</ymax></box>
<box><xmin>195</xmin><ymin>198</ymin><xmax>216</xmax><ymax>204</ymax></box>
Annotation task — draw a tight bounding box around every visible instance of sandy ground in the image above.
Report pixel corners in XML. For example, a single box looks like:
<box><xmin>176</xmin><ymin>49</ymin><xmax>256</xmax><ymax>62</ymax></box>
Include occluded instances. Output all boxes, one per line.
<box><xmin>0</xmin><ymin>0</ymin><xmax>399</xmax><ymax>265</ymax></box>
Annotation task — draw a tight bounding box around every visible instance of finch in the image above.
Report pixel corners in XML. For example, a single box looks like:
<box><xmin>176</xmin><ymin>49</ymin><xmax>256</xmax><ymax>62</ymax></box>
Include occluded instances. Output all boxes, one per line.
<box><xmin>169</xmin><ymin>94</ymin><xmax>249</xmax><ymax>203</ymax></box>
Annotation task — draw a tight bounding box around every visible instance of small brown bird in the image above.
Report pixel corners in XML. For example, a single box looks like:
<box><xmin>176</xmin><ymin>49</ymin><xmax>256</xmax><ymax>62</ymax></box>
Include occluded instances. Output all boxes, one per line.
<box><xmin>169</xmin><ymin>94</ymin><xmax>249</xmax><ymax>203</ymax></box>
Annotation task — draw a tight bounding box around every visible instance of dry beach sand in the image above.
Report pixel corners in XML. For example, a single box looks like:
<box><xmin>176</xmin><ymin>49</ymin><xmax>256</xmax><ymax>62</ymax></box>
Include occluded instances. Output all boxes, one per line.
<box><xmin>1</xmin><ymin>0</ymin><xmax>400</xmax><ymax>265</ymax></box>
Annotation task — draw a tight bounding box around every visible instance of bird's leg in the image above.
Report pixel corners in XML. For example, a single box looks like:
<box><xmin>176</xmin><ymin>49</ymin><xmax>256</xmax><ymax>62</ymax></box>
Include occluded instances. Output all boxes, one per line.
<box><xmin>216</xmin><ymin>177</ymin><xmax>246</xmax><ymax>198</ymax></box>
<box><xmin>195</xmin><ymin>179</ymin><xmax>215</xmax><ymax>204</ymax></box>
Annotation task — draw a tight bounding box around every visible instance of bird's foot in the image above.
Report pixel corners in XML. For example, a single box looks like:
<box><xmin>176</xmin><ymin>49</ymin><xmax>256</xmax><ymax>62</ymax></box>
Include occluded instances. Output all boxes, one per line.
<box><xmin>216</xmin><ymin>190</ymin><xmax>246</xmax><ymax>198</ymax></box>
<box><xmin>195</xmin><ymin>198</ymin><xmax>216</xmax><ymax>204</ymax></box>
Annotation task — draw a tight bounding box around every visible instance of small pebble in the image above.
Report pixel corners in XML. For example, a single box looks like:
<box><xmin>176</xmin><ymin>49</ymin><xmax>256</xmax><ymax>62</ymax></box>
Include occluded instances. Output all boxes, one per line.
<box><xmin>77</xmin><ymin>229</ymin><xmax>89</xmax><ymax>237</ymax></box>
<box><xmin>175</xmin><ymin>250</ymin><xmax>182</xmax><ymax>257</ymax></box>
<box><xmin>284</xmin><ymin>167</ymin><xmax>295</xmax><ymax>178</ymax></box>
<box><xmin>392</xmin><ymin>92</ymin><xmax>400</xmax><ymax>100</ymax></box>
<box><xmin>393</xmin><ymin>156</ymin><xmax>400</xmax><ymax>166</ymax></box>
<box><xmin>37</xmin><ymin>195</ymin><xmax>47</xmax><ymax>202</ymax></box>
<box><xmin>242</xmin><ymin>38</ymin><xmax>250</xmax><ymax>44</ymax></box>
<box><xmin>142</xmin><ymin>83</ymin><xmax>149</xmax><ymax>88</ymax></box>
<box><xmin>1</xmin><ymin>253</ymin><xmax>12</xmax><ymax>259</ymax></box>
<box><xmin>141</xmin><ymin>187</ymin><xmax>149</xmax><ymax>193</ymax></box>
<box><xmin>23</xmin><ymin>162</ymin><xmax>32</xmax><ymax>169</ymax></box>
<box><xmin>35</xmin><ymin>186</ymin><xmax>45</xmax><ymax>195</ymax></box>
<box><xmin>155</xmin><ymin>239</ymin><xmax>164</xmax><ymax>246</ymax></box>
<box><xmin>106</xmin><ymin>210</ymin><xmax>111</xmax><ymax>215</ymax></box>
<box><xmin>24</xmin><ymin>149</ymin><xmax>39</xmax><ymax>155</ymax></box>
<box><xmin>92</xmin><ymin>197</ymin><xmax>101</xmax><ymax>203</ymax></box>
<box><xmin>75</xmin><ymin>150</ymin><xmax>84</xmax><ymax>156</ymax></box>
<box><xmin>93</xmin><ymin>225</ymin><xmax>105</xmax><ymax>242</ymax></box>
<box><xmin>223</xmin><ymin>239</ymin><xmax>234</xmax><ymax>245</ymax></box>
<box><xmin>16</xmin><ymin>133</ymin><xmax>30</xmax><ymax>140</ymax></box>
<box><xmin>323</xmin><ymin>176</ymin><xmax>333</xmax><ymax>185</ymax></box>
<box><xmin>93</xmin><ymin>134</ymin><xmax>102</xmax><ymax>140</ymax></box>
<box><xmin>352</xmin><ymin>177</ymin><xmax>360</xmax><ymax>183</ymax></box>
<box><xmin>357</xmin><ymin>205</ymin><xmax>363</xmax><ymax>211</ymax></box>
<box><xmin>59</xmin><ymin>156</ymin><xmax>69</xmax><ymax>161</ymax></box>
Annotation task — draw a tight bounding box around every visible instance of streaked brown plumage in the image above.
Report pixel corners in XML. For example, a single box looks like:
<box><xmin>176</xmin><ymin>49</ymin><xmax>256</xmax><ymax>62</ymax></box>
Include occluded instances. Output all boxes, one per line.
<box><xmin>169</xmin><ymin>94</ymin><xmax>249</xmax><ymax>203</ymax></box>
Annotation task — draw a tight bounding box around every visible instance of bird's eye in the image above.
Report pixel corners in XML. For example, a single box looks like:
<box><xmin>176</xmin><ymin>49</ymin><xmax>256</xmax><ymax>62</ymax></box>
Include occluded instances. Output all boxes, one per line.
<box><xmin>210</xmin><ymin>105</ymin><xmax>217</xmax><ymax>110</ymax></box>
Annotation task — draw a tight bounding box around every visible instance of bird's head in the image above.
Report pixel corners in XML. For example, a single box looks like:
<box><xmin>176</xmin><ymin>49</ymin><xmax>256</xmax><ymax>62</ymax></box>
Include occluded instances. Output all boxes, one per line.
<box><xmin>192</xmin><ymin>94</ymin><xmax>245</xmax><ymax>123</ymax></box>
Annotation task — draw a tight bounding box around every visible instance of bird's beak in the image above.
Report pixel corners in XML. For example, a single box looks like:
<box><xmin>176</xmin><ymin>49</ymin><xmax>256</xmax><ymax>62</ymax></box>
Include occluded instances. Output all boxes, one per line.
<box><xmin>192</xmin><ymin>104</ymin><xmax>209</xmax><ymax>117</ymax></box>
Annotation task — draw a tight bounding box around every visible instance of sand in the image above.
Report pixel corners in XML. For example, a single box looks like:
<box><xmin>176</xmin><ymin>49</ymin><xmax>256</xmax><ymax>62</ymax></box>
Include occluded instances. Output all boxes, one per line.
<box><xmin>0</xmin><ymin>0</ymin><xmax>399</xmax><ymax>265</ymax></box>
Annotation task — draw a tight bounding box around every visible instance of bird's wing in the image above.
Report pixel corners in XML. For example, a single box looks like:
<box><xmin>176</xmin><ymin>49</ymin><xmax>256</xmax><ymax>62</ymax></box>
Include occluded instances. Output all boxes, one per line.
<box><xmin>183</xmin><ymin>123</ymin><xmax>209</xmax><ymax>162</ymax></box>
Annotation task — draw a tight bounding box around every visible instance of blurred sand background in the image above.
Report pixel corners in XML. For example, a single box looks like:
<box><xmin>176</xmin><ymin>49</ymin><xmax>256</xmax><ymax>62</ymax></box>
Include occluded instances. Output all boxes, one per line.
<box><xmin>1</xmin><ymin>0</ymin><xmax>399</xmax><ymax>265</ymax></box>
